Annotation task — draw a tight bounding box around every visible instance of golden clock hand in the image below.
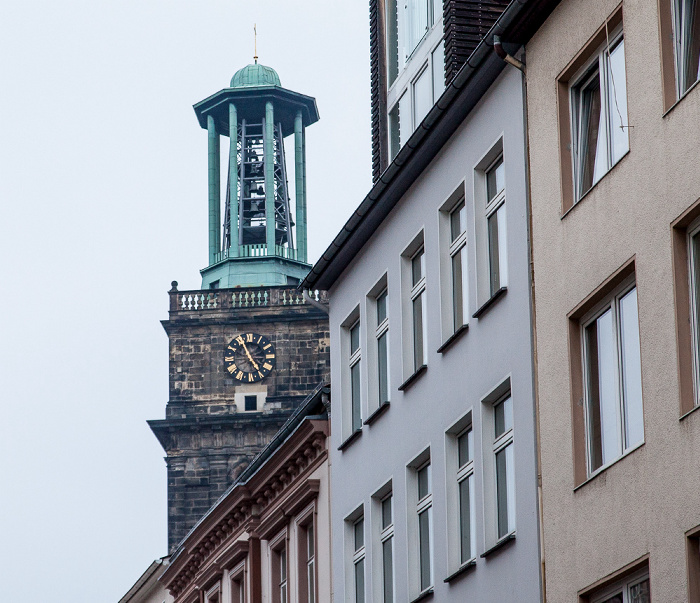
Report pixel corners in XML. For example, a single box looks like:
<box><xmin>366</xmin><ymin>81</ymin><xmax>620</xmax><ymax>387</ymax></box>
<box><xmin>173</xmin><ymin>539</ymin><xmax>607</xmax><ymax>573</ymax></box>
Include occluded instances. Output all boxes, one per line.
<box><xmin>241</xmin><ymin>341</ymin><xmax>260</xmax><ymax>370</ymax></box>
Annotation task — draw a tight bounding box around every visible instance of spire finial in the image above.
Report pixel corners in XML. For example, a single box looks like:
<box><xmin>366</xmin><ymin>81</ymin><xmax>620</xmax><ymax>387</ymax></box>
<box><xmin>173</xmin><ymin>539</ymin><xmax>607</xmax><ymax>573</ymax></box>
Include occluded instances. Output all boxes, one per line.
<box><xmin>254</xmin><ymin>24</ymin><xmax>258</xmax><ymax>64</ymax></box>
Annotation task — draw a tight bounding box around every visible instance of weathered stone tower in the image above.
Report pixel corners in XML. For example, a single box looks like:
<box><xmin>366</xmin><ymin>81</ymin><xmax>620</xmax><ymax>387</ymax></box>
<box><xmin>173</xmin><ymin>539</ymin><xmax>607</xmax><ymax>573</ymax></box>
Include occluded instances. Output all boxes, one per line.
<box><xmin>149</xmin><ymin>61</ymin><xmax>329</xmax><ymax>552</ymax></box>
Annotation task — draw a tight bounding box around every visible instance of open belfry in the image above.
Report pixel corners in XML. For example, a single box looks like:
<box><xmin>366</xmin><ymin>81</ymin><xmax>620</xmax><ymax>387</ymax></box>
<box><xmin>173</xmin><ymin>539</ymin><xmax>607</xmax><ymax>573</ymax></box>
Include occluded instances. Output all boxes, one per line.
<box><xmin>148</xmin><ymin>58</ymin><xmax>330</xmax><ymax>553</ymax></box>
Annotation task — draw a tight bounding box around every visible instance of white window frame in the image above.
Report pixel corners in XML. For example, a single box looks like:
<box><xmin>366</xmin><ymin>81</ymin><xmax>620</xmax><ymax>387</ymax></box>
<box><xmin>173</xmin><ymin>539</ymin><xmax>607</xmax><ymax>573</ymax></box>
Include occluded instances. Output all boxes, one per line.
<box><xmin>410</xmin><ymin>247</ymin><xmax>427</xmax><ymax>372</ymax></box>
<box><xmin>367</xmin><ymin>276</ymin><xmax>391</xmax><ymax>416</ymax></box>
<box><xmin>581</xmin><ymin>278</ymin><xmax>644</xmax><ymax>476</ymax></box>
<box><xmin>375</xmin><ymin>288</ymin><xmax>390</xmax><ymax>406</ymax></box>
<box><xmin>445</xmin><ymin>411</ymin><xmax>476</xmax><ymax>574</ymax></box>
<box><xmin>204</xmin><ymin>582</ymin><xmax>221</xmax><ymax>603</ymax></box>
<box><xmin>588</xmin><ymin>568</ymin><xmax>650</xmax><ymax>603</ymax></box>
<box><xmin>671</xmin><ymin>0</ymin><xmax>700</xmax><ymax>97</ymax></box>
<box><xmin>449</xmin><ymin>197</ymin><xmax>469</xmax><ymax>332</ymax></box>
<box><xmin>379</xmin><ymin>492</ymin><xmax>396</xmax><ymax>603</ymax></box>
<box><xmin>387</xmin><ymin>35</ymin><xmax>445</xmax><ymax>159</ymax></box>
<box><xmin>688</xmin><ymin>219</ymin><xmax>700</xmax><ymax>407</ymax></box>
<box><xmin>416</xmin><ymin>460</ymin><xmax>433</xmax><ymax>593</ymax></box>
<box><xmin>492</xmin><ymin>393</ymin><xmax>515</xmax><ymax>540</ymax></box>
<box><xmin>269</xmin><ymin>530</ymin><xmax>288</xmax><ymax>603</ymax></box>
<box><xmin>485</xmin><ymin>155</ymin><xmax>507</xmax><ymax>297</ymax></box>
<box><xmin>349</xmin><ymin>319</ymin><xmax>362</xmax><ymax>431</ymax></box>
<box><xmin>352</xmin><ymin>517</ymin><xmax>366</xmax><ymax>603</ymax></box>
<box><xmin>569</xmin><ymin>26</ymin><xmax>628</xmax><ymax>201</ymax></box>
<box><xmin>341</xmin><ymin>307</ymin><xmax>363</xmax><ymax>440</ymax></box>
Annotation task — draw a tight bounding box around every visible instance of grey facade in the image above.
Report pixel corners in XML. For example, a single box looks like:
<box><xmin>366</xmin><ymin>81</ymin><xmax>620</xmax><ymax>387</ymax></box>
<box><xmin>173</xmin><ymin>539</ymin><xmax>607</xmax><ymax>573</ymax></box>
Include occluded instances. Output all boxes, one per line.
<box><xmin>303</xmin><ymin>3</ymin><xmax>557</xmax><ymax>599</ymax></box>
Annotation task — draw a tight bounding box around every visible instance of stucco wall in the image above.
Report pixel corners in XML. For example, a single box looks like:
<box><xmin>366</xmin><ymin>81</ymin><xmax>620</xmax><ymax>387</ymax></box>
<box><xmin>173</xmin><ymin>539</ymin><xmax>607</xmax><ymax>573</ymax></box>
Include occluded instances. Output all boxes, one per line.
<box><xmin>328</xmin><ymin>66</ymin><xmax>542</xmax><ymax>602</ymax></box>
<box><xmin>526</xmin><ymin>0</ymin><xmax>700</xmax><ymax>599</ymax></box>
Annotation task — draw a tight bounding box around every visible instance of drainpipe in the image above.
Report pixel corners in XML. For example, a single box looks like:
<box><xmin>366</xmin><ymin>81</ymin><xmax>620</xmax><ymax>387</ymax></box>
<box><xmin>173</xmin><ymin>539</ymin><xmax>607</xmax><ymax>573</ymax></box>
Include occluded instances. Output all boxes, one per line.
<box><xmin>494</xmin><ymin>35</ymin><xmax>525</xmax><ymax>73</ymax></box>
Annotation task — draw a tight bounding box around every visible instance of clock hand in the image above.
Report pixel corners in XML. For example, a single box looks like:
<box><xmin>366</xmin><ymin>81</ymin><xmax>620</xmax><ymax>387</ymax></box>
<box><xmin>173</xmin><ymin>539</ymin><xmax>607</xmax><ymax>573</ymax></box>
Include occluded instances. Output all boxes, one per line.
<box><xmin>241</xmin><ymin>341</ymin><xmax>260</xmax><ymax>371</ymax></box>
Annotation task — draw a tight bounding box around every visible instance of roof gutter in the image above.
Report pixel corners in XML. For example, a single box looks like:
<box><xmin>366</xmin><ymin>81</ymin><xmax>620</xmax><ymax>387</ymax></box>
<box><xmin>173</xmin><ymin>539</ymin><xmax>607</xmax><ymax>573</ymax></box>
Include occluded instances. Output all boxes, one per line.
<box><xmin>301</xmin><ymin>0</ymin><xmax>532</xmax><ymax>291</ymax></box>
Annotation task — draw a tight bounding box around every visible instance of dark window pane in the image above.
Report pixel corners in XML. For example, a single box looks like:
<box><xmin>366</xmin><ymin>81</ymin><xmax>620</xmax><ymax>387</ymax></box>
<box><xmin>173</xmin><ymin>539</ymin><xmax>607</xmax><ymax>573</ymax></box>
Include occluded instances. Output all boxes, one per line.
<box><xmin>412</xmin><ymin>249</ymin><xmax>424</xmax><ymax>286</ymax></box>
<box><xmin>382</xmin><ymin>538</ymin><xmax>394</xmax><ymax>603</ymax></box>
<box><xmin>619</xmin><ymin>288</ymin><xmax>643</xmax><ymax>448</ymax></box>
<box><xmin>452</xmin><ymin>251</ymin><xmax>464</xmax><ymax>330</ymax></box>
<box><xmin>377</xmin><ymin>291</ymin><xmax>387</xmax><ymax>324</ymax></box>
<box><xmin>418</xmin><ymin>463</ymin><xmax>430</xmax><ymax>500</ymax></box>
<box><xmin>354</xmin><ymin>558</ymin><xmax>365</xmax><ymax>603</ymax></box>
<box><xmin>350</xmin><ymin>323</ymin><xmax>360</xmax><ymax>355</ymax></box>
<box><xmin>244</xmin><ymin>395</ymin><xmax>257</xmax><ymax>411</ymax></box>
<box><xmin>458</xmin><ymin>428</ymin><xmax>472</xmax><ymax>467</ymax></box>
<box><xmin>351</xmin><ymin>362</ymin><xmax>362</xmax><ymax>431</ymax></box>
<box><xmin>354</xmin><ymin>518</ymin><xmax>364</xmax><ymax>551</ymax></box>
<box><xmin>413</xmin><ymin>294</ymin><xmax>424</xmax><ymax>370</ymax></box>
<box><xmin>307</xmin><ymin>523</ymin><xmax>314</xmax><ymax>558</ymax></box>
<box><xmin>459</xmin><ymin>476</ymin><xmax>472</xmax><ymax>563</ymax></box>
<box><xmin>494</xmin><ymin>396</ymin><xmax>513</xmax><ymax>439</ymax></box>
<box><xmin>629</xmin><ymin>578</ymin><xmax>650</xmax><ymax>603</ymax></box>
<box><xmin>450</xmin><ymin>201</ymin><xmax>465</xmax><ymax>242</ymax></box>
<box><xmin>382</xmin><ymin>495</ymin><xmax>392</xmax><ymax>530</ymax></box>
<box><xmin>486</xmin><ymin>157</ymin><xmax>505</xmax><ymax>202</ymax></box>
<box><xmin>419</xmin><ymin>509</ymin><xmax>431</xmax><ymax>590</ymax></box>
<box><xmin>488</xmin><ymin>211</ymin><xmax>500</xmax><ymax>295</ymax></box>
<box><xmin>496</xmin><ymin>447</ymin><xmax>510</xmax><ymax>538</ymax></box>
<box><xmin>378</xmin><ymin>332</ymin><xmax>389</xmax><ymax>405</ymax></box>
<box><xmin>578</xmin><ymin>70</ymin><xmax>602</xmax><ymax>195</ymax></box>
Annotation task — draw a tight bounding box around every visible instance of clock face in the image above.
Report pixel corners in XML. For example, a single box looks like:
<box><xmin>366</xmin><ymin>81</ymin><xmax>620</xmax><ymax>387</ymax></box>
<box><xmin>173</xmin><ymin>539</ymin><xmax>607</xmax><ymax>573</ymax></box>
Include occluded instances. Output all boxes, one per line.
<box><xmin>224</xmin><ymin>332</ymin><xmax>276</xmax><ymax>383</ymax></box>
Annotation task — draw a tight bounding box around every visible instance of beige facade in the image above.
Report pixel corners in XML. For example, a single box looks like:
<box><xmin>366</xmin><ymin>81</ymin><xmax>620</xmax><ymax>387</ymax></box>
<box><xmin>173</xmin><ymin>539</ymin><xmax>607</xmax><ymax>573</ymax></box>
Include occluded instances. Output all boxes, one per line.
<box><xmin>526</xmin><ymin>0</ymin><xmax>700</xmax><ymax>600</ymax></box>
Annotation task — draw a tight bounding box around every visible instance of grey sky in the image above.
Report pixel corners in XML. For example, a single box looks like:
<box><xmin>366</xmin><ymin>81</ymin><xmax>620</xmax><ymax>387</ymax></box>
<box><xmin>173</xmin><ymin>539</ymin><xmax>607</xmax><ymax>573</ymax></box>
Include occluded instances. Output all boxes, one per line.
<box><xmin>0</xmin><ymin>2</ymin><xmax>369</xmax><ymax>600</ymax></box>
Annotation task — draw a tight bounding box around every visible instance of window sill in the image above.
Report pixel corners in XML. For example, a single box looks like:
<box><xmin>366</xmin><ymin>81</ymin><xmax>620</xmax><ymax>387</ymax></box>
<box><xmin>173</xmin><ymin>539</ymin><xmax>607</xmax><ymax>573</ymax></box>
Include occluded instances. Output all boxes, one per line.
<box><xmin>437</xmin><ymin>324</ymin><xmax>469</xmax><ymax>354</ymax></box>
<box><xmin>363</xmin><ymin>401</ymin><xmax>390</xmax><ymax>426</ymax></box>
<box><xmin>409</xmin><ymin>587</ymin><xmax>434</xmax><ymax>603</ymax></box>
<box><xmin>680</xmin><ymin>404</ymin><xmax>700</xmax><ymax>422</ymax></box>
<box><xmin>337</xmin><ymin>429</ymin><xmax>362</xmax><ymax>452</ymax></box>
<box><xmin>573</xmin><ymin>441</ymin><xmax>645</xmax><ymax>492</ymax></box>
<box><xmin>480</xmin><ymin>532</ymin><xmax>516</xmax><ymax>558</ymax></box>
<box><xmin>561</xmin><ymin>150</ymin><xmax>630</xmax><ymax>219</ymax></box>
<box><xmin>398</xmin><ymin>364</ymin><xmax>427</xmax><ymax>392</ymax></box>
<box><xmin>443</xmin><ymin>559</ymin><xmax>476</xmax><ymax>583</ymax></box>
<box><xmin>663</xmin><ymin>77</ymin><xmax>700</xmax><ymax>118</ymax></box>
<box><xmin>472</xmin><ymin>287</ymin><xmax>507</xmax><ymax>319</ymax></box>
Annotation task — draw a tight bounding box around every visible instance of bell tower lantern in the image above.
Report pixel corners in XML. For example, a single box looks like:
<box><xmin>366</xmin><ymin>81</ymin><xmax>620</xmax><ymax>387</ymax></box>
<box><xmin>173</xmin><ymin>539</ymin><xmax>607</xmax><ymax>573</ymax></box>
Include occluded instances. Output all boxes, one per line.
<box><xmin>193</xmin><ymin>61</ymin><xmax>319</xmax><ymax>288</ymax></box>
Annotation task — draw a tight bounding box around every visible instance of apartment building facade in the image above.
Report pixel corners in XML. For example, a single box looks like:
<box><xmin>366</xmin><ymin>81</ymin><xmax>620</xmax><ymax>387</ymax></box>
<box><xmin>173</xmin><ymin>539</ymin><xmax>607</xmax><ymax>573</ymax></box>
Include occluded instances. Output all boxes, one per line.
<box><xmin>302</xmin><ymin>1</ymin><xmax>557</xmax><ymax>601</ymax></box>
<box><xmin>526</xmin><ymin>0</ymin><xmax>700</xmax><ymax>600</ymax></box>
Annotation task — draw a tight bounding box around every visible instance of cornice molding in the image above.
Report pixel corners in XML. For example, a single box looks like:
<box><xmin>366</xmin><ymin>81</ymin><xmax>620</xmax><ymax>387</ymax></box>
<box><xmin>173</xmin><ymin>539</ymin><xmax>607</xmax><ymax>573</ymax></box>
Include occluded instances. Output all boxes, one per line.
<box><xmin>163</xmin><ymin>419</ymin><xmax>328</xmax><ymax>600</ymax></box>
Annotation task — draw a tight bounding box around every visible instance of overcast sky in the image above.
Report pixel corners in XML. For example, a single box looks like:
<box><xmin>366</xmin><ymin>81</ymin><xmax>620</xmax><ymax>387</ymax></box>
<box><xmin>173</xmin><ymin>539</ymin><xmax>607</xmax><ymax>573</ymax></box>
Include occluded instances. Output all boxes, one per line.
<box><xmin>0</xmin><ymin>2</ymin><xmax>370</xmax><ymax>600</ymax></box>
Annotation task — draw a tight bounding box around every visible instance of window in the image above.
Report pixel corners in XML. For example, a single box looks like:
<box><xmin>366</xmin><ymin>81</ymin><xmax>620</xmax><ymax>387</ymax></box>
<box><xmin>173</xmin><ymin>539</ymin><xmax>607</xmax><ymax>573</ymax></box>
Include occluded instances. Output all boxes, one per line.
<box><xmin>585</xmin><ymin>570</ymin><xmax>650</xmax><ymax>603</ymax></box>
<box><xmin>570</xmin><ymin>27</ymin><xmax>628</xmax><ymax>201</ymax></box>
<box><xmin>353</xmin><ymin>517</ymin><xmax>366</xmax><ymax>603</ymax></box>
<box><xmin>298</xmin><ymin>520</ymin><xmax>316</xmax><ymax>603</ymax></box>
<box><xmin>449</xmin><ymin>199</ymin><xmax>469</xmax><ymax>331</ymax></box>
<box><xmin>342</xmin><ymin>308</ymin><xmax>363</xmax><ymax>441</ymax></box>
<box><xmin>485</xmin><ymin>157</ymin><xmax>507</xmax><ymax>296</ymax></box>
<box><xmin>689</xmin><ymin>222</ymin><xmax>700</xmax><ymax>408</ymax></box>
<box><xmin>349</xmin><ymin>320</ymin><xmax>362</xmax><ymax>431</ymax></box>
<box><xmin>493</xmin><ymin>394</ymin><xmax>515</xmax><ymax>539</ymax></box>
<box><xmin>204</xmin><ymin>584</ymin><xmax>220</xmax><ymax>603</ymax></box>
<box><xmin>380</xmin><ymin>494</ymin><xmax>394</xmax><ymax>602</ymax></box>
<box><xmin>386</xmin><ymin>0</ymin><xmax>445</xmax><ymax>161</ymax></box>
<box><xmin>457</xmin><ymin>427</ymin><xmax>476</xmax><ymax>563</ymax></box>
<box><xmin>582</xmin><ymin>283</ymin><xmax>643</xmax><ymax>474</ymax></box>
<box><xmin>271</xmin><ymin>536</ymin><xmax>288</xmax><ymax>603</ymax></box>
<box><xmin>445</xmin><ymin>412</ymin><xmax>476</xmax><ymax>575</ymax></box>
<box><xmin>416</xmin><ymin>461</ymin><xmax>433</xmax><ymax>592</ymax></box>
<box><xmin>673</xmin><ymin>0</ymin><xmax>700</xmax><ymax>97</ymax></box>
<box><xmin>244</xmin><ymin>395</ymin><xmax>257</xmax><ymax>411</ymax></box>
<box><xmin>688</xmin><ymin>526</ymin><xmax>700</xmax><ymax>602</ymax></box>
<box><xmin>411</xmin><ymin>248</ymin><xmax>427</xmax><ymax>371</ymax></box>
<box><xmin>230</xmin><ymin>561</ymin><xmax>246</xmax><ymax>603</ymax></box>
<box><xmin>376</xmin><ymin>289</ymin><xmax>390</xmax><ymax>407</ymax></box>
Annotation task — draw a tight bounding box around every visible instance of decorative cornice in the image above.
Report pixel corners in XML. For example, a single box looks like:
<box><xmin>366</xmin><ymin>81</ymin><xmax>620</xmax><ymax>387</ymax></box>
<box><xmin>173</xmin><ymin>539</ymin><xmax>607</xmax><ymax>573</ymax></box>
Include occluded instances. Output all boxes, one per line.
<box><xmin>162</xmin><ymin>419</ymin><xmax>328</xmax><ymax>600</ymax></box>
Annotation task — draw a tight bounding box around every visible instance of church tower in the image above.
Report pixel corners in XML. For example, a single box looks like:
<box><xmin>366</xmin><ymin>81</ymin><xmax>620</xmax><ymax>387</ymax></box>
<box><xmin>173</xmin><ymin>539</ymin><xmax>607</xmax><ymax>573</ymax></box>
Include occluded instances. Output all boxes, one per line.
<box><xmin>149</xmin><ymin>61</ymin><xmax>329</xmax><ymax>553</ymax></box>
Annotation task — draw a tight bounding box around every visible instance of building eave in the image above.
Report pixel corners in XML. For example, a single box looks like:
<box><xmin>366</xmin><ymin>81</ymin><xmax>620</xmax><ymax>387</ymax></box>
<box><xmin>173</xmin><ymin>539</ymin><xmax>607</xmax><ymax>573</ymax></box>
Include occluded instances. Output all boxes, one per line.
<box><xmin>301</xmin><ymin>0</ymin><xmax>560</xmax><ymax>292</ymax></box>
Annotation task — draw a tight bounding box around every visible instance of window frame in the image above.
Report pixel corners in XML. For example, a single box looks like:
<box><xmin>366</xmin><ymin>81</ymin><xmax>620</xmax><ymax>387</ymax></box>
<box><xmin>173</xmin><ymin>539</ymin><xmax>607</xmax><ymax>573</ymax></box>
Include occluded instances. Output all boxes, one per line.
<box><xmin>688</xmin><ymin>219</ymin><xmax>700</xmax><ymax>408</ymax></box>
<box><xmin>269</xmin><ymin>531</ymin><xmax>288</xmax><ymax>603</ymax></box>
<box><xmin>449</xmin><ymin>197</ymin><xmax>469</xmax><ymax>332</ymax></box>
<box><xmin>341</xmin><ymin>307</ymin><xmax>363</xmax><ymax>442</ymax></box>
<box><xmin>380</xmin><ymin>492</ymin><xmax>395</xmax><ymax>602</ymax></box>
<box><xmin>406</xmin><ymin>449</ymin><xmax>433</xmax><ymax>598</ymax></box>
<box><xmin>492</xmin><ymin>393</ymin><xmax>515</xmax><ymax>540</ymax></box>
<box><xmin>229</xmin><ymin>560</ymin><xmax>247</xmax><ymax>603</ymax></box>
<box><xmin>410</xmin><ymin>247</ymin><xmax>427</xmax><ymax>372</ymax></box>
<box><xmin>580</xmin><ymin>277</ymin><xmax>644</xmax><ymax>476</ymax></box>
<box><xmin>352</xmin><ymin>516</ymin><xmax>366</xmax><ymax>603</ymax></box>
<box><xmin>401</xmin><ymin>232</ymin><xmax>428</xmax><ymax>385</ymax></box>
<box><xmin>349</xmin><ymin>319</ymin><xmax>362</xmax><ymax>432</ymax></box>
<box><xmin>296</xmin><ymin>507</ymin><xmax>317</xmax><ymax>603</ymax></box>
<box><xmin>367</xmin><ymin>276</ymin><xmax>391</xmax><ymax>418</ymax></box>
<box><xmin>587</xmin><ymin>568</ymin><xmax>650</xmax><ymax>603</ymax></box>
<box><xmin>484</xmin><ymin>155</ymin><xmax>507</xmax><ymax>297</ymax></box>
<box><xmin>672</xmin><ymin>0</ymin><xmax>700</xmax><ymax>98</ymax></box>
<box><xmin>569</xmin><ymin>25</ymin><xmax>628</xmax><ymax>202</ymax></box>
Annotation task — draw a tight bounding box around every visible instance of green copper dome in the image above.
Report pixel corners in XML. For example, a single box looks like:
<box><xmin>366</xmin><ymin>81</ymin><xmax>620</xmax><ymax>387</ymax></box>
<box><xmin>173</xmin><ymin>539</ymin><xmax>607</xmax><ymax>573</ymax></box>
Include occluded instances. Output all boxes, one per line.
<box><xmin>230</xmin><ymin>63</ymin><xmax>281</xmax><ymax>88</ymax></box>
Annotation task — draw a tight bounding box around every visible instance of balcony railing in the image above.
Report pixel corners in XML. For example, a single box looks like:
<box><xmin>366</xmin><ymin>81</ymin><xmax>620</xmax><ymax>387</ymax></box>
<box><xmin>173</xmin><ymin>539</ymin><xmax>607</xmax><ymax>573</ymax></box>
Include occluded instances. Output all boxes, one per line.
<box><xmin>212</xmin><ymin>245</ymin><xmax>300</xmax><ymax>264</ymax></box>
<box><xmin>169</xmin><ymin>284</ymin><xmax>328</xmax><ymax>312</ymax></box>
